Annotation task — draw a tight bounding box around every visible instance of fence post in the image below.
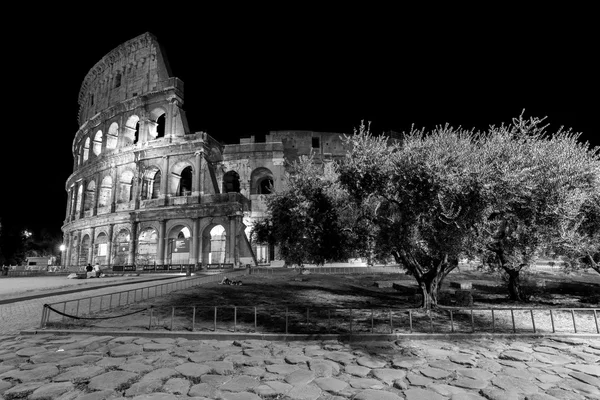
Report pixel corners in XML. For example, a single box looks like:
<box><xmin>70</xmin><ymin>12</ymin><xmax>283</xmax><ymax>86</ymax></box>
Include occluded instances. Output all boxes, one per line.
<box><xmin>470</xmin><ymin>309</ymin><xmax>474</xmax><ymax>333</ymax></box>
<box><xmin>491</xmin><ymin>309</ymin><xmax>495</xmax><ymax>332</ymax></box>
<box><xmin>430</xmin><ymin>311</ymin><xmax>434</xmax><ymax>333</ymax></box>
<box><xmin>192</xmin><ymin>306</ymin><xmax>196</xmax><ymax>332</ymax></box>
<box><xmin>75</xmin><ymin>300</ymin><xmax>80</xmax><ymax>318</ymax></box>
<box><xmin>306</xmin><ymin>308</ymin><xmax>309</xmax><ymax>326</ymax></box>
<box><xmin>389</xmin><ymin>309</ymin><xmax>393</xmax><ymax>333</ymax></box>
<box><xmin>594</xmin><ymin>310</ymin><xmax>599</xmax><ymax>334</ymax></box>
<box><xmin>286</xmin><ymin>307</ymin><xmax>289</xmax><ymax>334</ymax></box>
<box><xmin>350</xmin><ymin>308</ymin><xmax>353</xmax><ymax>334</ymax></box>
<box><xmin>550</xmin><ymin>309</ymin><xmax>555</xmax><ymax>333</ymax></box>
<box><xmin>39</xmin><ymin>305</ymin><xmax>47</xmax><ymax>328</ymax></box>
<box><xmin>530</xmin><ymin>309</ymin><xmax>536</xmax><ymax>333</ymax></box>
<box><xmin>371</xmin><ymin>309</ymin><xmax>374</xmax><ymax>333</ymax></box>
<box><xmin>450</xmin><ymin>310</ymin><xmax>454</xmax><ymax>333</ymax></box>
<box><xmin>571</xmin><ymin>309</ymin><xmax>577</xmax><ymax>333</ymax></box>
<box><xmin>62</xmin><ymin>303</ymin><xmax>66</xmax><ymax>322</ymax></box>
<box><xmin>254</xmin><ymin>307</ymin><xmax>257</xmax><ymax>331</ymax></box>
<box><xmin>149</xmin><ymin>307</ymin><xmax>153</xmax><ymax>330</ymax></box>
<box><xmin>511</xmin><ymin>309</ymin><xmax>516</xmax><ymax>333</ymax></box>
<box><xmin>328</xmin><ymin>309</ymin><xmax>331</xmax><ymax>332</ymax></box>
<box><xmin>214</xmin><ymin>307</ymin><xmax>217</xmax><ymax>332</ymax></box>
<box><xmin>409</xmin><ymin>310</ymin><xmax>413</xmax><ymax>333</ymax></box>
<box><xmin>89</xmin><ymin>298</ymin><xmax>92</xmax><ymax>315</ymax></box>
<box><xmin>170</xmin><ymin>307</ymin><xmax>175</xmax><ymax>331</ymax></box>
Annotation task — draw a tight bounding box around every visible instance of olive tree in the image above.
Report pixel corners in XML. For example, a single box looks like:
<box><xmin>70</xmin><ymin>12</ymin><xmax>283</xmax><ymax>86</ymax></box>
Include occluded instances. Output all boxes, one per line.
<box><xmin>474</xmin><ymin>113</ymin><xmax>600</xmax><ymax>300</ymax></box>
<box><xmin>337</xmin><ymin>122</ymin><xmax>487</xmax><ymax>308</ymax></box>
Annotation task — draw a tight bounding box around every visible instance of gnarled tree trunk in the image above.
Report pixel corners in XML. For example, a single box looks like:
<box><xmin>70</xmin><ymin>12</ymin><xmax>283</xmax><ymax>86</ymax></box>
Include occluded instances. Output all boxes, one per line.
<box><xmin>503</xmin><ymin>267</ymin><xmax>524</xmax><ymax>302</ymax></box>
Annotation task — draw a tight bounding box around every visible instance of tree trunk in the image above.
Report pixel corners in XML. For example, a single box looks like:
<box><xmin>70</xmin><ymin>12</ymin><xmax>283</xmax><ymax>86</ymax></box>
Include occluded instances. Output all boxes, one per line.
<box><xmin>418</xmin><ymin>273</ymin><xmax>442</xmax><ymax>310</ymax></box>
<box><xmin>504</xmin><ymin>267</ymin><xmax>524</xmax><ymax>302</ymax></box>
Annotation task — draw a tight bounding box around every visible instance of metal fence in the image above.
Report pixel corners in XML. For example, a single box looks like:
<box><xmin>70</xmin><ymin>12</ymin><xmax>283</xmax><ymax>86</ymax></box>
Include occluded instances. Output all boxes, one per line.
<box><xmin>39</xmin><ymin>269</ymin><xmax>248</xmax><ymax>328</ymax></box>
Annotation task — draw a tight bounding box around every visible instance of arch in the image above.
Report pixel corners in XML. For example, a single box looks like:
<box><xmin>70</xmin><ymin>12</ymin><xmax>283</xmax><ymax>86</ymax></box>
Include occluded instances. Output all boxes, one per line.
<box><xmin>122</xmin><ymin>115</ymin><xmax>140</xmax><ymax>147</ymax></box>
<box><xmin>82</xmin><ymin>137</ymin><xmax>90</xmax><ymax>162</ymax></box>
<box><xmin>202</xmin><ymin>224</ymin><xmax>227</xmax><ymax>264</ymax></box>
<box><xmin>250</xmin><ymin>167</ymin><xmax>274</xmax><ymax>195</ymax></box>
<box><xmin>84</xmin><ymin>180</ymin><xmax>96</xmax><ymax>211</ymax></box>
<box><xmin>118</xmin><ymin>170</ymin><xmax>134</xmax><ymax>203</ymax></box>
<box><xmin>137</xmin><ymin>227</ymin><xmax>158</xmax><ymax>265</ymax></box>
<box><xmin>148</xmin><ymin>108</ymin><xmax>167</xmax><ymax>139</ymax></box>
<box><xmin>94</xmin><ymin>232</ymin><xmax>108</xmax><ymax>265</ymax></box>
<box><xmin>167</xmin><ymin>225</ymin><xmax>191</xmax><ymax>264</ymax></box>
<box><xmin>141</xmin><ymin>167</ymin><xmax>161</xmax><ymax>200</ymax></box>
<box><xmin>106</xmin><ymin>122</ymin><xmax>118</xmax><ymax>149</ymax></box>
<box><xmin>93</xmin><ymin>130</ymin><xmax>103</xmax><ymax>156</ymax></box>
<box><xmin>223</xmin><ymin>170</ymin><xmax>241</xmax><ymax>193</ymax></box>
<box><xmin>98</xmin><ymin>175</ymin><xmax>112</xmax><ymax>208</ymax></box>
<box><xmin>69</xmin><ymin>234</ymin><xmax>79</xmax><ymax>266</ymax></box>
<box><xmin>113</xmin><ymin>229</ymin><xmax>130</xmax><ymax>265</ymax></box>
<box><xmin>79</xmin><ymin>234</ymin><xmax>91</xmax><ymax>266</ymax></box>
<box><xmin>179</xmin><ymin>166</ymin><xmax>193</xmax><ymax>196</ymax></box>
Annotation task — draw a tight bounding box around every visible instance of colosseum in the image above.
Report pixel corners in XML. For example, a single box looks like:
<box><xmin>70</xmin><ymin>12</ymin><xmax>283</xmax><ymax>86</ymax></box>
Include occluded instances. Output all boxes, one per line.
<box><xmin>61</xmin><ymin>32</ymin><xmax>349</xmax><ymax>272</ymax></box>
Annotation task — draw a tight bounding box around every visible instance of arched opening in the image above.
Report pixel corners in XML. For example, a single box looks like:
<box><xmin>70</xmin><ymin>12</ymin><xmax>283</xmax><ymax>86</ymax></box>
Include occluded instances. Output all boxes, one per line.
<box><xmin>83</xmin><ymin>138</ymin><xmax>90</xmax><ymax>162</ymax></box>
<box><xmin>94</xmin><ymin>232</ymin><xmax>108</xmax><ymax>265</ymax></box>
<box><xmin>202</xmin><ymin>225</ymin><xmax>227</xmax><ymax>264</ymax></box>
<box><xmin>122</xmin><ymin>115</ymin><xmax>140</xmax><ymax>147</ymax></box>
<box><xmin>156</xmin><ymin>114</ymin><xmax>166</xmax><ymax>138</ymax></box>
<box><xmin>84</xmin><ymin>181</ymin><xmax>96</xmax><ymax>212</ymax></box>
<box><xmin>141</xmin><ymin>168</ymin><xmax>161</xmax><ymax>200</ymax></box>
<box><xmin>79</xmin><ymin>235</ymin><xmax>91</xmax><ymax>266</ymax></box>
<box><xmin>106</xmin><ymin>122</ymin><xmax>118</xmax><ymax>149</ymax></box>
<box><xmin>137</xmin><ymin>227</ymin><xmax>158</xmax><ymax>266</ymax></box>
<box><xmin>250</xmin><ymin>167</ymin><xmax>274</xmax><ymax>195</ymax></box>
<box><xmin>93</xmin><ymin>130</ymin><xmax>103</xmax><ymax>156</ymax></box>
<box><xmin>118</xmin><ymin>170</ymin><xmax>134</xmax><ymax>203</ymax></box>
<box><xmin>98</xmin><ymin>176</ymin><xmax>112</xmax><ymax>208</ymax></box>
<box><xmin>223</xmin><ymin>171</ymin><xmax>240</xmax><ymax>193</ymax></box>
<box><xmin>167</xmin><ymin>225</ymin><xmax>191</xmax><ymax>265</ymax></box>
<box><xmin>179</xmin><ymin>166</ymin><xmax>193</xmax><ymax>196</ymax></box>
<box><xmin>133</xmin><ymin>121</ymin><xmax>140</xmax><ymax>144</ymax></box>
<box><xmin>113</xmin><ymin>229</ymin><xmax>130</xmax><ymax>265</ymax></box>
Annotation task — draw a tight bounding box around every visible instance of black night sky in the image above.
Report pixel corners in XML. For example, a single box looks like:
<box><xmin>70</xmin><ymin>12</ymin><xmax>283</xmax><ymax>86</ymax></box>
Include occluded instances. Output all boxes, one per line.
<box><xmin>1</xmin><ymin>10</ymin><xmax>596</xmax><ymax>242</ymax></box>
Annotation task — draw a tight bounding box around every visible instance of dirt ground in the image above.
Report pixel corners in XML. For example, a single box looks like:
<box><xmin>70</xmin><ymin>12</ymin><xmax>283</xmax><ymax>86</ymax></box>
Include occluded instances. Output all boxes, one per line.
<box><xmin>51</xmin><ymin>268</ymin><xmax>600</xmax><ymax>335</ymax></box>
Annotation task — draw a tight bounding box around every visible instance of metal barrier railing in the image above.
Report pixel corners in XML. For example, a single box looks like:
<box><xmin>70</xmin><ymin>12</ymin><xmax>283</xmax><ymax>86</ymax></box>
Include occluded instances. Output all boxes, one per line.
<box><xmin>40</xmin><ymin>269</ymin><xmax>248</xmax><ymax>328</ymax></box>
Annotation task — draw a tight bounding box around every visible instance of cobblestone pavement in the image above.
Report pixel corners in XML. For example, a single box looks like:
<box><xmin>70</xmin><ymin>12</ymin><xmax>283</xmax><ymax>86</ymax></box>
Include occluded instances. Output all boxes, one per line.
<box><xmin>0</xmin><ymin>277</ymin><xmax>190</xmax><ymax>336</ymax></box>
<box><xmin>0</xmin><ymin>332</ymin><xmax>598</xmax><ymax>399</ymax></box>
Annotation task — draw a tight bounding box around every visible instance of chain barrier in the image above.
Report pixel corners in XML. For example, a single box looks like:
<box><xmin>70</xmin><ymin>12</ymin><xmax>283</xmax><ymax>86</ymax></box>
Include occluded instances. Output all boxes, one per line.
<box><xmin>43</xmin><ymin>303</ymin><xmax>152</xmax><ymax>320</ymax></box>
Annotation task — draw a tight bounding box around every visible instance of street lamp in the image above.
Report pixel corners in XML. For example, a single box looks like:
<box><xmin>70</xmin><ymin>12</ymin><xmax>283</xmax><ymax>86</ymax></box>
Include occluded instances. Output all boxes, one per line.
<box><xmin>59</xmin><ymin>244</ymin><xmax>66</xmax><ymax>269</ymax></box>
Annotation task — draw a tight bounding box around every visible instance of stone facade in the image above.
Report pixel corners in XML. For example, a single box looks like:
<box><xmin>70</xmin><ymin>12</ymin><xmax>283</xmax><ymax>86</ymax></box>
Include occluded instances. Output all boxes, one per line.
<box><xmin>62</xmin><ymin>32</ymin><xmax>348</xmax><ymax>270</ymax></box>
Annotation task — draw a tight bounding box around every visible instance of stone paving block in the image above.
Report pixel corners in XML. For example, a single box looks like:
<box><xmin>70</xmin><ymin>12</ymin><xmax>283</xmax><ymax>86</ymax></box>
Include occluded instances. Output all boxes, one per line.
<box><xmin>345</xmin><ymin>365</ymin><xmax>370</xmax><ymax>377</ymax></box>
<box><xmin>348</xmin><ymin>377</ymin><xmax>386</xmax><ymax>389</ymax></box>
<box><xmin>163</xmin><ymin>377</ymin><xmax>191</xmax><ymax>395</ymax></box>
<box><xmin>286</xmin><ymin>383</ymin><xmax>321</xmax><ymax>400</ymax></box>
<box><xmin>88</xmin><ymin>370</ymin><xmax>138</xmax><ymax>391</ymax></box>
<box><xmin>29</xmin><ymin>381</ymin><xmax>74</xmax><ymax>400</ymax></box>
<box><xmin>354</xmin><ymin>388</ymin><xmax>404</xmax><ymax>400</ymax></box>
<box><xmin>2</xmin><ymin>381</ymin><xmax>45</xmax><ymax>399</ymax></box>
<box><xmin>221</xmin><ymin>375</ymin><xmax>260</xmax><ymax>392</ymax></box>
<box><xmin>175</xmin><ymin>362</ymin><xmax>211</xmax><ymax>379</ymax></box>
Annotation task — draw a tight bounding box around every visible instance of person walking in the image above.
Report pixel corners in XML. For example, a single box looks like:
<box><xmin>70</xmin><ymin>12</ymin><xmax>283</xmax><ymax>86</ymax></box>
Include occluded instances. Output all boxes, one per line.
<box><xmin>93</xmin><ymin>263</ymin><xmax>101</xmax><ymax>278</ymax></box>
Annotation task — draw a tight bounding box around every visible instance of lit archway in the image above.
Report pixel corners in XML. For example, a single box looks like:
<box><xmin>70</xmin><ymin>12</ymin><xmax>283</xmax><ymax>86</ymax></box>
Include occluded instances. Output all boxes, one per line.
<box><xmin>137</xmin><ymin>227</ymin><xmax>158</xmax><ymax>266</ymax></box>
<box><xmin>113</xmin><ymin>229</ymin><xmax>130</xmax><ymax>265</ymax></box>
<box><xmin>202</xmin><ymin>224</ymin><xmax>226</xmax><ymax>264</ymax></box>
<box><xmin>167</xmin><ymin>225</ymin><xmax>191</xmax><ymax>265</ymax></box>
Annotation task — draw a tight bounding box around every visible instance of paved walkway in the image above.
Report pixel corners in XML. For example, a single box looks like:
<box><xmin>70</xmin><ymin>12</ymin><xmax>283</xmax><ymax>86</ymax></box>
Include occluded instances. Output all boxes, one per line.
<box><xmin>0</xmin><ymin>333</ymin><xmax>598</xmax><ymax>399</ymax></box>
<box><xmin>0</xmin><ymin>276</ymin><xmax>190</xmax><ymax>336</ymax></box>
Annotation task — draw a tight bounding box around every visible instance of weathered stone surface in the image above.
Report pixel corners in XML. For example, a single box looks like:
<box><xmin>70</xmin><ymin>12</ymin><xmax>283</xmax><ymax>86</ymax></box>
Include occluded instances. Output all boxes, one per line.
<box><xmin>88</xmin><ymin>370</ymin><xmax>138</xmax><ymax>391</ymax></box>
<box><xmin>456</xmin><ymin>368</ymin><xmax>494</xmax><ymax>381</ymax></box>
<box><xmin>348</xmin><ymin>378</ymin><xmax>386</xmax><ymax>389</ymax></box>
<box><xmin>286</xmin><ymin>383</ymin><xmax>321</xmax><ymax>400</ymax></box>
<box><xmin>420</xmin><ymin>367</ymin><xmax>452</xmax><ymax>380</ymax></box>
<box><xmin>29</xmin><ymin>381</ymin><xmax>74</xmax><ymax>400</ymax></box>
<box><xmin>53</xmin><ymin>365</ymin><xmax>105</xmax><ymax>382</ymax></box>
<box><xmin>308</xmin><ymin>361</ymin><xmax>333</xmax><ymax>377</ymax></box>
<box><xmin>140</xmin><ymin>367</ymin><xmax>179</xmax><ymax>382</ymax></box>
<box><xmin>265</xmin><ymin>363</ymin><xmax>298</xmax><ymax>375</ymax></box>
<box><xmin>451</xmin><ymin>377</ymin><xmax>489</xmax><ymax>389</ymax></box>
<box><xmin>427</xmin><ymin>383</ymin><xmax>466</xmax><ymax>396</ymax></box>
<box><xmin>565</xmin><ymin>363</ymin><xmax>600</xmax><ymax>377</ymax></box>
<box><xmin>201</xmin><ymin>374</ymin><xmax>232</xmax><ymax>386</ymax></box>
<box><xmin>314</xmin><ymin>377</ymin><xmax>348</xmax><ymax>393</ymax></box>
<box><xmin>188</xmin><ymin>350</ymin><xmax>223</xmax><ymax>363</ymax></box>
<box><xmin>3</xmin><ymin>365</ymin><xmax>59</xmax><ymax>382</ymax></box>
<box><xmin>550</xmin><ymin>337</ymin><xmax>587</xmax><ymax>345</ymax></box>
<box><xmin>429</xmin><ymin>359</ymin><xmax>462</xmax><ymax>371</ymax></box>
<box><xmin>0</xmin><ymin>379</ymin><xmax>14</xmax><ymax>393</ymax></box>
<box><xmin>243</xmin><ymin>348</ymin><xmax>270</xmax><ymax>358</ymax></box>
<box><xmin>240</xmin><ymin>366</ymin><xmax>265</xmax><ymax>377</ymax></box>
<box><xmin>479</xmin><ymin>388</ymin><xmax>520</xmax><ymax>400</ymax></box>
<box><xmin>163</xmin><ymin>377</ymin><xmax>190</xmax><ymax>395</ymax></box>
<box><xmin>356</xmin><ymin>356</ymin><xmax>387</xmax><ymax>369</ymax></box>
<box><xmin>118</xmin><ymin>362</ymin><xmax>155</xmax><ymax>374</ymax></box>
<box><xmin>569</xmin><ymin>371</ymin><xmax>600</xmax><ymax>387</ymax></box>
<box><xmin>95</xmin><ymin>357</ymin><xmax>125</xmax><ymax>367</ymax></box>
<box><xmin>285</xmin><ymin>369</ymin><xmax>315</xmax><ymax>385</ymax></box>
<box><xmin>125</xmin><ymin>379</ymin><xmax>164</xmax><ymax>397</ymax></box>
<box><xmin>188</xmin><ymin>382</ymin><xmax>219</xmax><ymax>398</ymax></box>
<box><xmin>371</xmin><ymin>368</ymin><xmax>406</xmax><ymax>384</ymax></box>
<box><xmin>143</xmin><ymin>343</ymin><xmax>175</xmax><ymax>352</ymax></box>
<box><xmin>324</xmin><ymin>351</ymin><xmax>355</xmax><ymax>365</ymax></box>
<box><xmin>352</xmin><ymin>389</ymin><xmax>403</xmax><ymax>400</ymax></box>
<box><xmin>546</xmin><ymin>387</ymin><xmax>586</xmax><ymax>400</ymax></box>
<box><xmin>109</xmin><ymin>344</ymin><xmax>143</xmax><ymax>357</ymax></box>
<box><xmin>219</xmin><ymin>392</ymin><xmax>262</xmax><ymax>400</ymax></box>
<box><xmin>450</xmin><ymin>393</ymin><xmax>488</xmax><ymax>400</ymax></box>
<box><xmin>175</xmin><ymin>362</ymin><xmax>211</xmax><ymax>378</ymax></box>
<box><xmin>499</xmin><ymin>350</ymin><xmax>533</xmax><ymax>362</ymax></box>
<box><xmin>491</xmin><ymin>376</ymin><xmax>539</xmax><ymax>394</ymax></box>
<box><xmin>345</xmin><ymin>365</ymin><xmax>371</xmax><ymax>377</ymax></box>
<box><xmin>533</xmin><ymin>352</ymin><xmax>574</xmax><ymax>365</ymax></box>
<box><xmin>30</xmin><ymin>349</ymin><xmax>84</xmax><ymax>364</ymax></box>
<box><xmin>523</xmin><ymin>393</ymin><xmax>562</xmax><ymax>400</ymax></box>
<box><xmin>253</xmin><ymin>380</ymin><xmax>292</xmax><ymax>396</ymax></box>
<box><xmin>15</xmin><ymin>346</ymin><xmax>48</xmax><ymax>357</ymax></box>
<box><xmin>74</xmin><ymin>389</ymin><xmax>119</xmax><ymax>400</ymax></box>
<box><xmin>405</xmin><ymin>372</ymin><xmax>433</xmax><ymax>387</ymax></box>
<box><xmin>57</xmin><ymin>354</ymin><xmax>103</xmax><ymax>368</ymax></box>
<box><xmin>220</xmin><ymin>375</ymin><xmax>259</xmax><ymax>392</ymax></box>
<box><xmin>2</xmin><ymin>381</ymin><xmax>45</xmax><ymax>399</ymax></box>
<box><xmin>449</xmin><ymin>354</ymin><xmax>477</xmax><ymax>367</ymax></box>
<box><xmin>285</xmin><ymin>355</ymin><xmax>310</xmax><ymax>364</ymax></box>
<box><xmin>130</xmin><ymin>394</ymin><xmax>180</xmax><ymax>400</ymax></box>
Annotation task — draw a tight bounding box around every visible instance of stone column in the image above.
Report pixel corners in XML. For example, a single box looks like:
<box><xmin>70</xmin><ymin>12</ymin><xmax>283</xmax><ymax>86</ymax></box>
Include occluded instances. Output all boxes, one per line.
<box><xmin>157</xmin><ymin>220</ymin><xmax>167</xmax><ymax>265</ymax></box>
<box><xmin>190</xmin><ymin>218</ymin><xmax>200</xmax><ymax>265</ymax></box>
<box><xmin>93</xmin><ymin>173</ymin><xmax>101</xmax><ymax>216</ymax></box>
<box><xmin>65</xmin><ymin>188</ymin><xmax>72</xmax><ymax>222</ymax></box>
<box><xmin>110</xmin><ymin>164</ymin><xmax>117</xmax><ymax>213</ymax></box>
<box><xmin>127</xmin><ymin>222</ymin><xmax>137</xmax><ymax>265</ymax></box>
<box><xmin>133</xmin><ymin>163</ymin><xmax>141</xmax><ymax>210</ymax></box>
<box><xmin>106</xmin><ymin>224</ymin><xmax>114</xmax><ymax>268</ymax></box>
<box><xmin>88</xmin><ymin>227</ymin><xmax>95</xmax><ymax>265</ymax></box>
<box><xmin>228</xmin><ymin>216</ymin><xmax>237</xmax><ymax>266</ymax></box>
<box><xmin>75</xmin><ymin>230</ymin><xmax>82</xmax><ymax>269</ymax></box>
<box><xmin>193</xmin><ymin>150</ymin><xmax>204</xmax><ymax>197</ymax></box>
<box><xmin>63</xmin><ymin>233</ymin><xmax>71</xmax><ymax>269</ymax></box>
<box><xmin>160</xmin><ymin>155</ymin><xmax>169</xmax><ymax>202</ymax></box>
<box><xmin>70</xmin><ymin>184</ymin><xmax>79</xmax><ymax>221</ymax></box>
<box><xmin>79</xmin><ymin>179</ymin><xmax>87</xmax><ymax>219</ymax></box>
